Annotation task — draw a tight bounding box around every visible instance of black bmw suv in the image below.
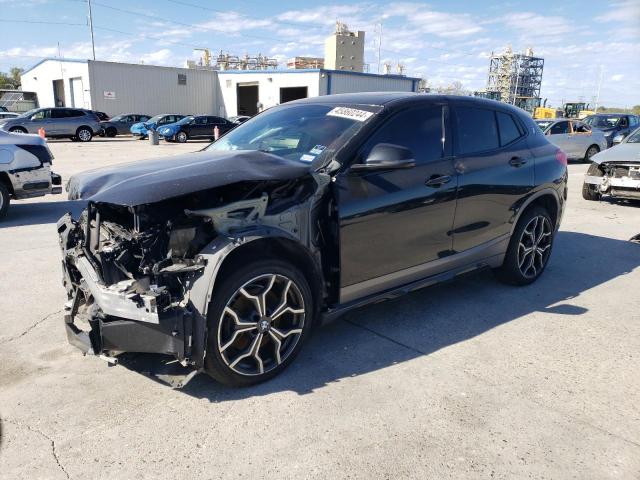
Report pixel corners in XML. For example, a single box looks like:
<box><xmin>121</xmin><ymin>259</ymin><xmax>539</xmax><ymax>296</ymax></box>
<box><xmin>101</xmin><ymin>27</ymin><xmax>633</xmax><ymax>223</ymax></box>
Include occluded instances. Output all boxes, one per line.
<box><xmin>59</xmin><ymin>93</ymin><xmax>567</xmax><ymax>386</ymax></box>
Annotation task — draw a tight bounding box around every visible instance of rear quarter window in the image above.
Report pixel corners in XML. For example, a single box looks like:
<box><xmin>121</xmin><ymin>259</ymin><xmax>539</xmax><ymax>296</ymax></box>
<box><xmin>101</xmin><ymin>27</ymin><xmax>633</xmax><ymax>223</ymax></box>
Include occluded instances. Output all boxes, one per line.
<box><xmin>455</xmin><ymin>106</ymin><xmax>499</xmax><ymax>155</ymax></box>
<box><xmin>497</xmin><ymin>111</ymin><xmax>523</xmax><ymax>146</ymax></box>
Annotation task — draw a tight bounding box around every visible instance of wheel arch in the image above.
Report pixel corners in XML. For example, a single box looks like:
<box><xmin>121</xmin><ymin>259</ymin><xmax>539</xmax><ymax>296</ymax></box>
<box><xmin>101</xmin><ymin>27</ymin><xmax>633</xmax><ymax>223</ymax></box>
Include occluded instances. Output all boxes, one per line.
<box><xmin>510</xmin><ymin>189</ymin><xmax>561</xmax><ymax>234</ymax></box>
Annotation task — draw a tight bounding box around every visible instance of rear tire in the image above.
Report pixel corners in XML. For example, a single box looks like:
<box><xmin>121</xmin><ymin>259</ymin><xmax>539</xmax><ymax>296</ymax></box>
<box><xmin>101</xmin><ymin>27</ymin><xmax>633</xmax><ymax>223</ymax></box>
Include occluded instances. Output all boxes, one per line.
<box><xmin>76</xmin><ymin>127</ymin><xmax>93</xmax><ymax>142</ymax></box>
<box><xmin>582</xmin><ymin>182</ymin><xmax>601</xmax><ymax>201</ymax></box>
<box><xmin>9</xmin><ymin>127</ymin><xmax>27</xmax><ymax>134</ymax></box>
<box><xmin>495</xmin><ymin>206</ymin><xmax>554</xmax><ymax>286</ymax></box>
<box><xmin>0</xmin><ymin>182</ymin><xmax>10</xmax><ymax>219</ymax></box>
<box><xmin>204</xmin><ymin>259</ymin><xmax>314</xmax><ymax>387</ymax></box>
<box><xmin>584</xmin><ymin>145</ymin><xmax>599</xmax><ymax>162</ymax></box>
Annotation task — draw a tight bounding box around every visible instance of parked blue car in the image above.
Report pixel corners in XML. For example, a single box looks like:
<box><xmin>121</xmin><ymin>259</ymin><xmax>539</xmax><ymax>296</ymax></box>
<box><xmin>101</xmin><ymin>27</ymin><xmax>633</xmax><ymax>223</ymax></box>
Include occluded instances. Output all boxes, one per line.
<box><xmin>130</xmin><ymin>114</ymin><xmax>188</xmax><ymax>139</ymax></box>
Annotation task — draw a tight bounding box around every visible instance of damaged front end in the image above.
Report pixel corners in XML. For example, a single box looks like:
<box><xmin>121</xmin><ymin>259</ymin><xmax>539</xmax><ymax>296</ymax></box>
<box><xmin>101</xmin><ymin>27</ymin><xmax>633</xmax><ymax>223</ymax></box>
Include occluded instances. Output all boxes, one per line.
<box><xmin>584</xmin><ymin>161</ymin><xmax>640</xmax><ymax>200</ymax></box>
<box><xmin>58</xmin><ymin>174</ymin><xmax>330</xmax><ymax>369</ymax></box>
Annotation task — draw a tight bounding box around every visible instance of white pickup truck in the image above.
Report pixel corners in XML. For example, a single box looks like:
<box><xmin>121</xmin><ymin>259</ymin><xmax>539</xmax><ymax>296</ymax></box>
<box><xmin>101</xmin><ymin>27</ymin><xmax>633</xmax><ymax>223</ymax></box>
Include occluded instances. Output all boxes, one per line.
<box><xmin>0</xmin><ymin>130</ymin><xmax>62</xmax><ymax>219</ymax></box>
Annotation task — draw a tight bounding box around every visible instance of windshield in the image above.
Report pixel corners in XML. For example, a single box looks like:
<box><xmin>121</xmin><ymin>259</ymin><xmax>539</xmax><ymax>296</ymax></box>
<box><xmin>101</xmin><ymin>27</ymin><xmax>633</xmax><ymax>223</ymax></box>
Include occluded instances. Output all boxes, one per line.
<box><xmin>175</xmin><ymin>116</ymin><xmax>194</xmax><ymax>125</ymax></box>
<box><xmin>584</xmin><ymin>115</ymin><xmax>621</xmax><ymax>128</ymax></box>
<box><xmin>206</xmin><ymin>104</ymin><xmax>378</xmax><ymax>165</ymax></box>
<box><xmin>146</xmin><ymin>115</ymin><xmax>165</xmax><ymax>124</ymax></box>
<box><xmin>17</xmin><ymin>108</ymin><xmax>39</xmax><ymax>119</ymax></box>
<box><xmin>625</xmin><ymin>128</ymin><xmax>640</xmax><ymax>144</ymax></box>
<box><xmin>536</xmin><ymin>120</ymin><xmax>553</xmax><ymax>131</ymax></box>
<box><xmin>110</xmin><ymin>114</ymin><xmax>126</xmax><ymax>122</ymax></box>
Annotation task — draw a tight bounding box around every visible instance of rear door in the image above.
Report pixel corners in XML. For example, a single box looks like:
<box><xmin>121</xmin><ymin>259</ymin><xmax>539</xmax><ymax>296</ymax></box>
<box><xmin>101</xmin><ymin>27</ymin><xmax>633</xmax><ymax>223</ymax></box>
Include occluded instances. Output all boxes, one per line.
<box><xmin>337</xmin><ymin>103</ymin><xmax>458</xmax><ymax>301</ymax></box>
<box><xmin>451</xmin><ymin>104</ymin><xmax>534</xmax><ymax>252</ymax></box>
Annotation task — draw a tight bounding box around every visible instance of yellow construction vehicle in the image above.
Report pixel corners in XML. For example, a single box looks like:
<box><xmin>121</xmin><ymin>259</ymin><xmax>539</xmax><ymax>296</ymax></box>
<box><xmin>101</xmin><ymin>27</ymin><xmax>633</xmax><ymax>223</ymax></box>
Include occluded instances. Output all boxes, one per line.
<box><xmin>563</xmin><ymin>102</ymin><xmax>595</xmax><ymax>119</ymax></box>
<box><xmin>533</xmin><ymin>106</ymin><xmax>563</xmax><ymax>119</ymax></box>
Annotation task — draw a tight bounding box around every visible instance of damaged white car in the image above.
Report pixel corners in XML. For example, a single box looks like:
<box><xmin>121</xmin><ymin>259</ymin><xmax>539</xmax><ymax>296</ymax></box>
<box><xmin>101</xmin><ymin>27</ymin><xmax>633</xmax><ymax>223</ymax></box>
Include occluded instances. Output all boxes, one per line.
<box><xmin>0</xmin><ymin>129</ymin><xmax>62</xmax><ymax>218</ymax></box>
<box><xmin>583</xmin><ymin>127</ymin><xmax>640</xmax><ymax>201</ymax></box>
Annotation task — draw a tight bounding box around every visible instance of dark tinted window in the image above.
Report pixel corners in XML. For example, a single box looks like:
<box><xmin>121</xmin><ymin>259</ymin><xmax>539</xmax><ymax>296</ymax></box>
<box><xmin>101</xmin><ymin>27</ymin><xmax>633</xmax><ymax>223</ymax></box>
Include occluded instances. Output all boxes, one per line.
<box><xmin>361</xmin><ymin>106</ymin><xmax>443</xmax><ymax>164</ymax></box>
<box><xmin>497</xmin><ymin>112</ymin><xmax>522</xmax><ymax>146</ymax></box>
<box><xmin>67</xmin><ymin>109</ymin><xmax>84</xmax><ymax>118</ymax></box>
<box><xmin>455</xmin><ymin>107</ymin><xmax>499</xmax><ymax>154</ymax></box>
<box><xmin>194</xmin><ymin>117</ymin><xmax>209</xmax><ymax>125</ymax></box>
<box><xmin>50</xmin><ymin>109</ymin><xmax>67</xmax><ymax>119</ymax></box>
<box><xmin>210</xmin><ymin>116</ymin><xmax>226</xmax><ymax>124</ymax></box>
<box><xmin>550</xmin><ymin>121</ymin><xmax>570</xmax><ymax>134</ymax></box>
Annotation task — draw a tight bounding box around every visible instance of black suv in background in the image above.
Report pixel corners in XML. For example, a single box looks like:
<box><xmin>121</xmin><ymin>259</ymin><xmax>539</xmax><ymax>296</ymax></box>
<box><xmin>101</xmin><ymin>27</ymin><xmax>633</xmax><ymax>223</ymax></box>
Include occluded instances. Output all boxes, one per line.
<box><xmin>59</xmin><ymin>94</ymin><xmax>567</xmax><ymax>386</ymax></box>
<box><xmin>584</xmin><ymin>113</ymin><xmax>640</xmax><ymax>146</ymax></box>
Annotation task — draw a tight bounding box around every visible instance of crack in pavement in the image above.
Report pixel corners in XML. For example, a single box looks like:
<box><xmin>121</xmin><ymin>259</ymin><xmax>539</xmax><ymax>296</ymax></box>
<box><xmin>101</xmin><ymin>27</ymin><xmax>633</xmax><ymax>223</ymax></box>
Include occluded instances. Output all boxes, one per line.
<box><xmin>0</xmin><ymin>310</ymin><xmax>63</xmax><ymax>346</ymax></box>
<box><xmin>343</xmin><ymin>317</ymin><xmax>640</xmax><ymax>450</ymax></box>
<box><xmin>3</xmin><ymin>417</ymin><xmax>70</xmax><ymax>479</ymax></box>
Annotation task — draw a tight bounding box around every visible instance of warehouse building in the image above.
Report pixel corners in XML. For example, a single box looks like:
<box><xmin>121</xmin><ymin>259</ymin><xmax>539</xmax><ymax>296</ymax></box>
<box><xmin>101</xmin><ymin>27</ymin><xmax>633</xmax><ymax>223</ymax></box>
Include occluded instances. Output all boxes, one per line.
<box><xmin>20</xmin><ymin>59</ymin><xmax>418</xmax><ymax>118</ymax></box>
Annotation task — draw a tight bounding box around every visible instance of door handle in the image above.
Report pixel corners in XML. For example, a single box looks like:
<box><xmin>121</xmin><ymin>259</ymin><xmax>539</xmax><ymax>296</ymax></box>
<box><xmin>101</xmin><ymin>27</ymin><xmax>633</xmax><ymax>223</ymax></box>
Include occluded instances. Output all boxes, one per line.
<box><xmin>509</xmin><ymin>157</ymin><xmax>527</xmax><ymax>167</ymax></box>
<box><xmin>425</xmin><ymin>175</ymin><xmax>452</xmax><ymax>187</ymax></box>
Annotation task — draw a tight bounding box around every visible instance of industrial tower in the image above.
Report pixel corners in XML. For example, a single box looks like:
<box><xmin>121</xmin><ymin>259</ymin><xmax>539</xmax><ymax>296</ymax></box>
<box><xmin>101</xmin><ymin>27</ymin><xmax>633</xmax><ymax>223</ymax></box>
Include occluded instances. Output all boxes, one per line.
<box><xmin>485</xmin><ymin>46</ymin><xmax>544</xmax><ymax>112</ymax></box>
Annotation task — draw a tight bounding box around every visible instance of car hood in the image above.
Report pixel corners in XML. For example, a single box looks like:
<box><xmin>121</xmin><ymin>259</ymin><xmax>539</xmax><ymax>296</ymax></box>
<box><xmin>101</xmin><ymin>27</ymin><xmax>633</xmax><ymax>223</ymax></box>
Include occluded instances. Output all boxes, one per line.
<box><xmin>67</xmin><ymin>149</ymin><xmax>312</xmax><ymax>206</ymax></box>
<box><xmin>592</xmin><ymin>143</ymin><xmax>640</xmax><ymax>164</ymax></box>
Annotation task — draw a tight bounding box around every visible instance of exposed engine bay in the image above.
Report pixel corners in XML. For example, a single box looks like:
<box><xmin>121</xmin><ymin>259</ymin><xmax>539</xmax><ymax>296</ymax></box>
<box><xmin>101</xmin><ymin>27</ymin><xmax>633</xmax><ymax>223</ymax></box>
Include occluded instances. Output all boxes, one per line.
<box><xmin>58</xmin><ymin>174</ymin><xmax>334</xmax><ymax>369</ymax></box>
<box><xmin>584</xmin><ymin>161</ymin><xmax>640</xmax><ymax>199</ymax></box>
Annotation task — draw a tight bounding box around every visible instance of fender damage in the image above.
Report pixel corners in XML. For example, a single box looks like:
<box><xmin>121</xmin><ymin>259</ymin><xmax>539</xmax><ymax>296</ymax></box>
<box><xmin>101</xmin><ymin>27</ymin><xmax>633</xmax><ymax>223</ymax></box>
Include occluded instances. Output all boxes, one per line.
<box><xmin>58</xmin><ymin>150</ymin><xmax>334</xmax><ymax>370</ymax></box>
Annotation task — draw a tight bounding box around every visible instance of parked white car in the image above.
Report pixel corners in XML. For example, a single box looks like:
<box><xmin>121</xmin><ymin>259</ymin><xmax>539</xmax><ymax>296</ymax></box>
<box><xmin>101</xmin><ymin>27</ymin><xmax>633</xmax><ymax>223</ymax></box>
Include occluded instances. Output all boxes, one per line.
<box><xmin>536</xmin><ymin>119</ymin><xmax>608</xmax><ymax>162</ymax></box>
<box><xmin>0</xmin><ymin>129</ymin><xmax>62</xmax><ymax>218</ymax></box>
<box><xmin>582</xmin><ymin>127</ymin><xmax>640</xmax><ymax>201</ymax></box>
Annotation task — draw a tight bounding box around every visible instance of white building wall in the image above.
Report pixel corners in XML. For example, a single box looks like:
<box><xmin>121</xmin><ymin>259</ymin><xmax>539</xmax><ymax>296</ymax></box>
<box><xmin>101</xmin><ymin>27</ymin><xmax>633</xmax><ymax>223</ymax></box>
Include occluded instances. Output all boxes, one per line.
<box><xmin>20</xmin><ymin>59</ymin><xmax>90</xmax><ymax>109</ymax></box>
<box><xmin>218</xmin><ymin>71</ymin><xmax>320</xmax><ymax>117</ymax></box>
<box><xmin>319</xmin><ymin>70</ymin><xmax>417</xmax><ymax>95</ymax></box>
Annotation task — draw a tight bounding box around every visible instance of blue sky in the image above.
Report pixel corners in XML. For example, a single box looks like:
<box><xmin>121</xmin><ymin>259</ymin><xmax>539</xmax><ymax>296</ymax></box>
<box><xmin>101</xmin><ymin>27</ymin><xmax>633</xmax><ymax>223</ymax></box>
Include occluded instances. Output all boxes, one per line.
<box><xmin>1</xmin><ymin>0</ymin><xmax>638</xmax><ymax>108</ymax></box>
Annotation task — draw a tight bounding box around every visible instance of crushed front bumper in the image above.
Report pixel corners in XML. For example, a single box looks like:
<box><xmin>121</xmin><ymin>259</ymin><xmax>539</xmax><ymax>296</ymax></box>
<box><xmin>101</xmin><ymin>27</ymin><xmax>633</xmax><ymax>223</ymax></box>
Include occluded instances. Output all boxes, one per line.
<box><xmin>584</xmin><ymin>168</ymin><xmax>640</xmax><ymax>200</ymax></box>
<box><xmin>57</xmin><ymin>213</ymin><xmax>194</xmax><ymax>361</ymax></box>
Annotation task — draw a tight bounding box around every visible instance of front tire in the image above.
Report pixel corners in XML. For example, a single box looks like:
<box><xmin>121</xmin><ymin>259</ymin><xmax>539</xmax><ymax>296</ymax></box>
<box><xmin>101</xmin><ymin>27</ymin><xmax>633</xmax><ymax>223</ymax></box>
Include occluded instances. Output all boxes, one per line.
<box><xmin>9</xmin><ymin>127</ymin><xmax>27</xmax><ymax>134</ymax></box>
<box><xmin>105</xmin><ymin>127</ymin><xmax>117</xmax><ymax>138</ymax></box>
<box><xmin>582</xmin><ymin>182</ymin><xmax>600</xmax><ymax>201</ymax></box>
<box><xmin>495</xmin><ymin>206</ymin><xmax>554</xmax><ymax>286</ymax></box>
<box><xmin>76</xmin><ymin>127</ymin><xmax>93</xmax><ymax>142</ymax></box>
<box><xmin>0</xmin><ymin>182</ymin><xmax>10</xmax><ymax>219</ymax></box>
<box><xmin>176</xmin><ymin>131</ymin><xmax>188</xmax><ymax>143</ymax></box>
<box><xmin>204</xmin><ymin>259</ymin><xmax>314</xmax><ymax>387</ymax></box>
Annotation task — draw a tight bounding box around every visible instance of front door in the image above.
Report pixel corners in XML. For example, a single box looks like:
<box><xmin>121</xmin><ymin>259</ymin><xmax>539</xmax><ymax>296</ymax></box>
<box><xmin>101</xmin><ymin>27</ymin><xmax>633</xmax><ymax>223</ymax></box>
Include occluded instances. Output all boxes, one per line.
<box><xmin>337</xmin><ymin>104</ymin><xmax>458</xmax><ymax>302</ymax></box>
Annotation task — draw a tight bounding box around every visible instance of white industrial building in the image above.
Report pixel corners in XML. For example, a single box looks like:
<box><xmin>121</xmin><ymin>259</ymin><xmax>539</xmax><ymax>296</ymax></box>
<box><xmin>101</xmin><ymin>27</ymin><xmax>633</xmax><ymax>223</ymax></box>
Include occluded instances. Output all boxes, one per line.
<box><xmin>20</xmin><ymin>59</ymin><xmax>419</xmax><ymax>118</ymax></box>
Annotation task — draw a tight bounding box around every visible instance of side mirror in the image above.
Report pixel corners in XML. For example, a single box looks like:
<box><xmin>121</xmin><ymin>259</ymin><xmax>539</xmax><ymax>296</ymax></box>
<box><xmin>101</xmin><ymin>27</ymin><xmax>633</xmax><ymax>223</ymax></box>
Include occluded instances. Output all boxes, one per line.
<box><xmin>612</xmin><ymin>134</ymin><xmax>624</xmax><ymax>145</ymax></box>
<box><xmin>351</xmin><ymin>143</ymin><xmax>416</xmax><ymax>171</ymax></box>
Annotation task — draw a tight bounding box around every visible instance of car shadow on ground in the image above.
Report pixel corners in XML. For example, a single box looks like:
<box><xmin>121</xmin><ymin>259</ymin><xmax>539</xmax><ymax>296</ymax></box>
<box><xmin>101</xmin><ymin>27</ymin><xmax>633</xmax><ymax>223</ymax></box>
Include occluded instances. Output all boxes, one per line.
<box><xmin>0</xmin><ymin>200</ymin><xmax>85</xmax><ymax>228</ymax></box>
<box><xmin>116</xmin><ymin>230</ymin><xmax>640</xmax><ymax>400</ymax></box>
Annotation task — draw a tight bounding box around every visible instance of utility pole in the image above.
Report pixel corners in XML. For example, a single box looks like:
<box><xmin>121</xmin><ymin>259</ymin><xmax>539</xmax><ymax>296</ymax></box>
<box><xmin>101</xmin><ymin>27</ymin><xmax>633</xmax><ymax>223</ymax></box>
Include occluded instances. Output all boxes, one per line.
<box><xmin>376</xmin><ymin>22</ymin><xmax>382</xmax><ymax>74</ymax></box>
<box><xmin>594</xmin><ymin>65</ymin><xmax>604</xmax><ymax>113</ymax></box>
<box><xmin>87</xmin><ymin>0</ymin><xmax>96</xmax><ymax>61</ymax></box>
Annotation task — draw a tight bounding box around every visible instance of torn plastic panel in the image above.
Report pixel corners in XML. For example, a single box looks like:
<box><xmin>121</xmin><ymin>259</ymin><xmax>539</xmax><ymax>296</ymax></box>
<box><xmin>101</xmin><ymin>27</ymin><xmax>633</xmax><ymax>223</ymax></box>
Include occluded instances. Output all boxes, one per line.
<box><xmin>58</xmin><ymin>170</ymin><xmax>334</xmax><ymax>369</ymax></box>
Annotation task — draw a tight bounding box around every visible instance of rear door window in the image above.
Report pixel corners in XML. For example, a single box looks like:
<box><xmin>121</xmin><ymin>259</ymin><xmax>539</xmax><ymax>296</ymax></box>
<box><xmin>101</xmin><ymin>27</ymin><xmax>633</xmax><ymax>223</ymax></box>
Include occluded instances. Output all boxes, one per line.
<box><xmin>455</xmin><ymin>106</ymin><xmax>499</xmax><ymax>154</ymax></box>
<box><xmin>50</xmin><ymin>109</ymin><xmax>67</xmax><ymax>119</ymax></box>
<box><xmin>360</xmin><ymin>106</ymin><xmax>445</xmax><ymax>164</ymax></box>
<box><xmin>496</xmin><ymin>111</ymin><xmax>522</xmax><ymax>146</ymax></box>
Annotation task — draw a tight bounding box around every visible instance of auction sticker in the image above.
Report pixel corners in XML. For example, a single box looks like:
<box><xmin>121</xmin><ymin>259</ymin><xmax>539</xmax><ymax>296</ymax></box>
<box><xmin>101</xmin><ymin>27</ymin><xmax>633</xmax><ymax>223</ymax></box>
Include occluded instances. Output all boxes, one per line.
<box><xmin>327</xmin><ymin>107</ymin><xmax>373</xmax><ymax>122</ymax></box>
<box><xmin>300</xmin><ymin>154</ymin><xmax>316</xmax><ymax>162</ymax></box>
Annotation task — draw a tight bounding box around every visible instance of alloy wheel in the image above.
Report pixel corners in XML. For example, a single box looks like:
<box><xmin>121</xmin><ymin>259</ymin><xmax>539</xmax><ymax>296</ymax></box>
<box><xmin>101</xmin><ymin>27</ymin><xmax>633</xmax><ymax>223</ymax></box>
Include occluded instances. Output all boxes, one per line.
<box><xmin>517</xmin><ymin>215</ymin><xmax>552</xmax><ymax>279</ymax></box>
<box><xmin>177</xmin><ymin>132</ymin><xmax>187</xmax><ymax>143</ymax></box>
<box><xmin>78</xmin><ymin>129</ymin><xmax>92</xmax><ymax>141</ymax></box>
<box><xmin>586</xmin><ymin>146</ymin><xmax>598</xmax><ymax>159</ymax></box>
<box><xmin>217</xmin><ymin>273</ymin><xmax>305</xmax><ymax>376</ymax></box>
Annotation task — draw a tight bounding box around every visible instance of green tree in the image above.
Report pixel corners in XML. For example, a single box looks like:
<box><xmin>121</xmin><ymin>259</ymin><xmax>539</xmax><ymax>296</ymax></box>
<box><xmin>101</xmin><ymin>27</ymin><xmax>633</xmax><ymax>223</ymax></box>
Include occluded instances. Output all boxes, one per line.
<box><xmin>0</xmin><ymin>67</ymin><xmax>24</xmax><ymax>89</ymax></box>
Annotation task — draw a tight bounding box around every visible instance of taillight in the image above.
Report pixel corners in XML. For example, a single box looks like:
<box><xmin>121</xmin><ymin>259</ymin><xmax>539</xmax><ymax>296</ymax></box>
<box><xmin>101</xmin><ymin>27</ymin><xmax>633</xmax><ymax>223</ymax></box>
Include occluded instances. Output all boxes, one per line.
<box><xmin>555</xmin><ymin>149</ymin><xmax>568</xmax><ymax>166</ymax></box>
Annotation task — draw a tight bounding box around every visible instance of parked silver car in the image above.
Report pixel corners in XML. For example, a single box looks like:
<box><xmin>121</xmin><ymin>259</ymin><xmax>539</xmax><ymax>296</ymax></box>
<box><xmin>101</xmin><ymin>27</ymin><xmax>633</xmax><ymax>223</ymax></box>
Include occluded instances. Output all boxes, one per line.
<box><xmin>0</xmin><ymin>107</ymin><xmax>102</xmax><ymax>142</ymax></box>
<box><xmin>582</xmin><ymin>127</ymin><xmax>640</xmax><ymax>201</ymax></box>
<box><xmin>0</xmin><ymin>112</ymin><xmax>19</xmax><ymax>120</ymax></box>
<box><xmin>536</xmin><ymin>119</ymin><xmax>608</xmax><ymax>162</ymax></box>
